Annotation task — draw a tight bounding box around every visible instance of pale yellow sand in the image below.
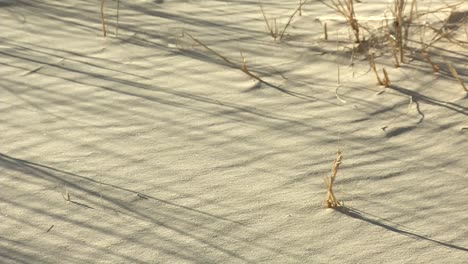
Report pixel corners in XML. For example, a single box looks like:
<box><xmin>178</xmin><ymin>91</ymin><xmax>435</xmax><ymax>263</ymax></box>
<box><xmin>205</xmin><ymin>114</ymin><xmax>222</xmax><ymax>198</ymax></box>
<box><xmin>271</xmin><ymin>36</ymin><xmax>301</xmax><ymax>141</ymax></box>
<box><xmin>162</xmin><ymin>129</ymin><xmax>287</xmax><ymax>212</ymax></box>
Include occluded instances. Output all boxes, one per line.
<box><xmin>1</xmin><ymin>0</ymin><xmax>467</xmax><ymax>263</ymax></box>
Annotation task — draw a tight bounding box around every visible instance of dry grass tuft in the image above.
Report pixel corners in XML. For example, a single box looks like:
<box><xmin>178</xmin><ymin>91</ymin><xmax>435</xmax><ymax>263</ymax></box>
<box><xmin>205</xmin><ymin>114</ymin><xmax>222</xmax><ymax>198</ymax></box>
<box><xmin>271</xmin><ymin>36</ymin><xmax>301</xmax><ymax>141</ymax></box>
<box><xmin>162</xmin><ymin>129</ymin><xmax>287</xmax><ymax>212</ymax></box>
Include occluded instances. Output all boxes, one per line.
<box><xmin>391</xmin><ymin>0</ymin><xmax>413</xmax><ymax>63</ymax></box>
<box><xmin>323</xmin><ymin>150</ymin><xmax>344</xmax><ymax>208</ymax></box>
<box><xmin>320</xmin><ymin>0</ymin><xmax>360</xmax><ymax>43</ymax></box>
<box><xmin>260</xmin><ymin>1</ymin><xmax>307</xmax><ymax>41</ymax></box>
<box><xmin>260</xmin><ymin>4</ymin><xmax>279</xmax><ymax>41</ymax></box>
<box><xmin>369</xmin><ymin>53</ymin><xmax>391</xmax><ymax>87</ymax></box>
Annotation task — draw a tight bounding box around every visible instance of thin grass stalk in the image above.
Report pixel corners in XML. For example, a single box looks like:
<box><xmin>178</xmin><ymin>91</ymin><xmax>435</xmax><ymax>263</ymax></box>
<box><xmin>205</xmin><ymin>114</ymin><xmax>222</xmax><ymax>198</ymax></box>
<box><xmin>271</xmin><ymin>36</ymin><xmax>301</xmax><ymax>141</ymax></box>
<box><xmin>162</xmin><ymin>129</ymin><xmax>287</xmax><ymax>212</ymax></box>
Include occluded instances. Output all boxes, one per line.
<box><xmin>369</xmin><ymin>53</ymin><xmax>384</xmax><ymax>85</ymax></box>
<box><xmin>319</xmin><ymin>0</ymin><xmax>360</xmax><ymax>43</ymax></box>
<box><xmin>260</xmin><ymin>4</ymin><xmax>276</xmax><ymax>40</ymax></box>
<box><xmin>299</xmin><ymin>0</ymin><xmax>303</xmax><ymax>16</ymax></box>
<box><xmin>100</xmin><ymin>0</ymin><xmax>107</xmax><ymax>37</ymax></box>
<box><xmin>447</xmin><ymin>63</ymin><xmax>468</xmax><ymax>93</ymax></box>
<box><xmin>323</xmin><ymin>151</ymin><xmax>343</xmax><ymax>208</ymax></box>
<box><xmin>382</xmin><ymin>68</ymin><xmax>391</xmax><ymax>87</ymax></box>
<box><xmin>115</xmin><ymin>0</ymin><xmax>120</xmax><ymax>37</ymax></box>
<box><xmin>346</xmin><ymin>0</ymin><xmax>360</xmax><ymax>43</ymax></box>
<box><xmin>421</xmin><ymin>50</ymin><xmax>439</xmax><ymax>73</ymax></box>
<box><xmin>324</xmin><ymin>22</ymin><xmax>328</xmax><ymax>40</ymax></box>
<box><xmin>184</xmin><ymin>33</ymin><xmax>280</xmax><ymax>89</ymax></box>
<box><xmin>403</xmin><ymin>0</ymin><xmax>417</xmax><ymax>49</ymax></box>
<box><xmin>279</xmin><ymin>0</ymin><xmax>307</xmax><ymax>40</ymax></box>
<box><xmin>395</xmin><ymin>0</ymin><xmax>405</xmax><ymax>63</ymax></box>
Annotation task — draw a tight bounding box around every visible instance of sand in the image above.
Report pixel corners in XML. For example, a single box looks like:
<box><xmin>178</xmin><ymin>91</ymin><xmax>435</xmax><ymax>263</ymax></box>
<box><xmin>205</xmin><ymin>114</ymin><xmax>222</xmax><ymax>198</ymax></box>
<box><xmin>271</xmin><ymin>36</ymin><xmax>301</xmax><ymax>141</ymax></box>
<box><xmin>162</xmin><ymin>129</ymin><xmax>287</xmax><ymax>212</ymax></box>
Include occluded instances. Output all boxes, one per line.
<box><xmin>1</xmin><ymin>0</ymin><xmax>467</xmax><ymax>263</ymax></box>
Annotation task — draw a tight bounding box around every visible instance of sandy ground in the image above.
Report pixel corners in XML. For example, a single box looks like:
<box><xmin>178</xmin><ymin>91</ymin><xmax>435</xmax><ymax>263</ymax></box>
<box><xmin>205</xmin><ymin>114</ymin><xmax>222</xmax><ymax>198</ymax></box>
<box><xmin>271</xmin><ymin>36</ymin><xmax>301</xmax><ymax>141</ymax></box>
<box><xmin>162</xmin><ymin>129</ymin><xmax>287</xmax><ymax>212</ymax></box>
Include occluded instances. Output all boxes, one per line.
<box><xmin>1</xmin><ymin>0</ymin><xmax>467</xmax><ymax>263</ymax></box>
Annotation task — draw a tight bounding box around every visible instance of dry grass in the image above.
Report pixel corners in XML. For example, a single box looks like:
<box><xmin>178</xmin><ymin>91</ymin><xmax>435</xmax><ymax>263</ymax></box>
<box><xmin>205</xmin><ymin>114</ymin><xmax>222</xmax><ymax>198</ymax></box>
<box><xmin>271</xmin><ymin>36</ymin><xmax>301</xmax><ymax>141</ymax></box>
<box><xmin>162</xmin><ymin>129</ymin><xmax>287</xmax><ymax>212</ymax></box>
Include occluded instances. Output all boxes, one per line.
<box><xmin>62</xmin><ymin>190</ymin><xmax>71</xmax><ymax>203</ymax></box>
<box><xmin>391</xmin><ymin>0</ymin><xmax>415</xmax><ymax>63</ymax></box>
<box><xmin>181</xmin><ymin>0</ymin><xmax>465</xmax><ymax>100</ymax></box>
<box><xmin>369</xmin><ymin>53</ymin><xmax>391</xmax><ymax>87</ymax></box>
<box><xmin>319</xmin><ymin>0</ymin><xmax>361</xmax><ymax>43</ymax></box>
<box><xmin>323</xmin><ymin>150</ymin><xmax>344</xmax><ymax>208</ymax></box>
<box><xmin>100</xmin><ymin>0</ymin><xmax>107</xmax><ymax>37</ymax></box>
<box><xmin>421</xmin><ymin>49</ymin><xmax>440</xmax><ymax>73</ymax></box>
<box><xmin>446</xmin><ymin>62</ymin><xmax>468</xmax><ymax>95</ymax></box>
<box><xmin>115</xmin><ymin>0</ymin><xmax>120</xmax><ymax>36</ymax></box>
<box><xmin>323</xmin><ymin>22</ymin><xmax>328</xmax><ymax>40</ymax></box>
<box><xmin>260</xmin><ymin>1</ymin><xmax>307</xmax><ymax>41</ymax></box>
<box><xmin>100</xmin><ymin>0</ymin><xmax>121</xmax><ymax>37</ymax></box>
<box><xmin>320</xmin><ymin>0</ymin><xmax>465</xmax><ymax>96</ymax></box>
<box><xmin>184</xmin><ymin>33</ymin><xmax>277</xmax><ymax>88</ymax></box>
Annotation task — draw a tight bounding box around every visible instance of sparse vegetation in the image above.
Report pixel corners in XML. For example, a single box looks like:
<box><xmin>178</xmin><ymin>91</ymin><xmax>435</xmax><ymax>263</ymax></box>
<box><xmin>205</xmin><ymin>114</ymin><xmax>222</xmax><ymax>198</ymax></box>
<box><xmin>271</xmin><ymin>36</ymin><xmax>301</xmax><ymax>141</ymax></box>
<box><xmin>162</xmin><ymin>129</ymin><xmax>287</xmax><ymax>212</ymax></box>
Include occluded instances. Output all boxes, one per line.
<box><xmin>369</xmin><ymin>53</ymin><xmax>391</xmax><ymax>87</ymax></box>
<box><xmin>319</xmin><ymin>0</ymin><xmax>361</xmax><ymax>43</ymax></box>
<box><xmin>323</xmin><ymin>151</ymin><xmax>344</xmax><ymax>208</ymax></box>
<box><xmin>318</xmin><ymin>0</ymin><xmax>466</xmax><ymax>93</ymax></box>
<box><xmin>260</xmin><ymin>1</ymin><xmax>307</xmax><ymax>41</ymax></box>
<box><xmin>447</xmin><ymin>62</ymin><xmax>468</xmax><ymax>95</ymax></box>
<box><xmin>100</xmin><ymin>0</ymin><xmax>107</xmax><ymax>37</ymax></box>
<box><xmin>184</xmin><ymin>32</ymin><xmax>275</xmax><ymax>87</ymax></box>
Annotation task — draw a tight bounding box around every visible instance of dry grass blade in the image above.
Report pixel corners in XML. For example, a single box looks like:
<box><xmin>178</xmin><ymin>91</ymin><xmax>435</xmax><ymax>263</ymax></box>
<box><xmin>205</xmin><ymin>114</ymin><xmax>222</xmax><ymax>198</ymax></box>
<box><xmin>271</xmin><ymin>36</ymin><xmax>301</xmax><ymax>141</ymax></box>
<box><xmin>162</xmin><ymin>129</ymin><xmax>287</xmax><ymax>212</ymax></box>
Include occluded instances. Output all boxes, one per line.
<box><xmin>382</xmin><ymin>68</ymin><xmax>391</xmax><ymax>87</ymax></box>
<box><xmin>260</xmin><ymin>1</ymin><xmax>307</xmax><ymax>41</ymax></box>
<box><xmin>403</xmin><ymin>0</ymin><xmax>417</xmax><ymax>49</ymax></box>
<box><xmin>100</xmin><ymin>0</ymin><xmax>107</xmax><ymax>37</ymax></box>
<box><xmin>393</xmin><ymin>0</ymin><xmax>406</xmax><ymax>63</ymax></box>
<box><xmin>260</xmin><ymin>4</ymin><xmax>278</xmax><ymax>40</ymax></box>
<box><xmin>184</xmin><ymin>33</ymin><xmax>278</xmax><ymax>88</ymax></box>
<box><xmin>115</xmin><ymin>0</ymin><xmax>120</xmax><ymax>37</ymax></box>
<box><xmin>369</xmin><ymin>53</ymin><xmax>383</xmax><ymax>85</ymax></box>
<box><xmin>368</xmin><ymin>53</ymin><xmax>391</xmax><ymax>88</ymax></box>
<box><xmin>384</xmin><ymin>13</ymin><xmax>400</xmax><ymax>67</ymax></box>
<box><xmin>62</xmin><ymin>190</ymin><xmax>71</xmax><ymax>203</ymax></box>
<box><xmin>320</xmin><ymin>0</ymin><xmax>360</xmax><ymax>43</ymax></box>
<box><xmin>299</xmin><ymin>0</ymin><xmax>304</xmax><ymax>16</ymax></box>
<box><xmin>323</xmin><ymin>150</ymin><xmax>344</xmax><ymax>208</ymax></box>
<box><xmin>279</xmin><ymin>0</ymin><xmax>307</xmax><ymax>40</ymax></box>
<box><xmin>324</xmin><ymin>22</ymin><xmax>328</xmax><ymax>40</ymax></box>
<box><xmin>421</xmin><ymin>50</ymin><xmax>440</xmax><ymax>73</ymax></box>
<box><xmin>446</xmin><ymin>63</ymin><xmax>468</xmax><ymax>94</ymax></box>
<box><xmin>387</xmin><ymin>34</ymin><xmax>400</xmax><ymax>67</ymax></box>
<box><xmin>46</xmin><ymin>225</ymin><xmax>55</xmax><ymax>233</ymax></box>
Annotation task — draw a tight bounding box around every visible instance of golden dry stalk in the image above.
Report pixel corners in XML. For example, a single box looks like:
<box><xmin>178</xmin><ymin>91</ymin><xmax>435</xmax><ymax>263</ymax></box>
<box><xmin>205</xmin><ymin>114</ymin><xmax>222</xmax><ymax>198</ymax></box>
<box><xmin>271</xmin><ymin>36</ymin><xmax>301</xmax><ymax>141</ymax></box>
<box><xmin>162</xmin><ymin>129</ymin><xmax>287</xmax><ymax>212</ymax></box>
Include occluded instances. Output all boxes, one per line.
<box><xmin>421</xmin><ymin>50</ymin><xmax>440</xmax><ymax>73</ymax></box>
<box><xmin>447</xmin><ymin>63</ymin><xmax>467</xmax><ymax>93</ymax></box>
<box><xmin>323</xmin><ymin>150</ymin><xmax>344</xmax><ymax>208</ymax></box>
<box><xmin>100</xmin><ymin>0</ymin><xmax>107</xmax><ymax>37</ymax></box>
<box><xmin>382</xmin><ymin>68</ymin><xmax>391</xmax><ymax>87</ymax></box>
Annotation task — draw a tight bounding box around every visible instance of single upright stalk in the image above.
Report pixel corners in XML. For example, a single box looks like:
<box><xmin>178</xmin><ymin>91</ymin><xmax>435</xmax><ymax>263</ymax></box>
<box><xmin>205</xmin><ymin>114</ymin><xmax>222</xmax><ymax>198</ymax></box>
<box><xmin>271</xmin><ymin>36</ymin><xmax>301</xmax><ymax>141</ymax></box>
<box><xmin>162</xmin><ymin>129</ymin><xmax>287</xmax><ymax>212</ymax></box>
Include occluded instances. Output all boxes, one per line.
<box><xmin>395</xmin><ymin>0</ymin><xmax>405</xmax><ymax>63</ymax></box>
<box><xmin>100</xmin><ymin>0</ymin><xmax>107</xmax><ymax>37</ymax></box>
<box><xmin>115</xmin><ymin>0</ymin><xmax>120</xmax><ymax>37</ymax></box>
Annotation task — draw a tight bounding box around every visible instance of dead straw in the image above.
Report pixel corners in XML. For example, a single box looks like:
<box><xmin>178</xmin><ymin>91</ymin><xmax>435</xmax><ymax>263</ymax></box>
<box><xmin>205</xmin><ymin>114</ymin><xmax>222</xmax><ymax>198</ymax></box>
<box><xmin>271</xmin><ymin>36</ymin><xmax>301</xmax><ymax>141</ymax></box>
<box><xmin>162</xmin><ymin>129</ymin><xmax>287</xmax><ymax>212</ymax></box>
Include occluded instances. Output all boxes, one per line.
<box><xmin>320</xmin><ymin>0</ymin><xmax>360</xmax><ymax>43</ymax></box>
<box><xmin>323</xmin><ymin>150</ymin><xmax>344</xmax><ymax>208</ymax></box>
<box><xmin>100</xmin><ymin>0</ymin><xmax>107</xmax><ymax>37</ymax></box>
<box><xmin>260</xmin><ymin>1</ymin><xmax>307</xmax><ymax>41</ymax></box>
<box><xmin>446</xmin><ymin>62</ymin><xmax>468</xmax><ymax>94</ymax></box>
<box><xmin>184</xmin><ymin>32</ymin><xmax>277</xmax><ymax>88</ymax></box>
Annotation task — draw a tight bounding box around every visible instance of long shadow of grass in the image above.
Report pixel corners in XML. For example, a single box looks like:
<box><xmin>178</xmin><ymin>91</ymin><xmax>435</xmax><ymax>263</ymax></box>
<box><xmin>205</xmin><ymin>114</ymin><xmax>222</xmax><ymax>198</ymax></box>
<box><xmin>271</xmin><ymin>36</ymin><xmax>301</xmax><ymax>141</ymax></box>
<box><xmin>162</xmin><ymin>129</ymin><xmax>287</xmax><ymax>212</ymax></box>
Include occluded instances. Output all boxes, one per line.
<box><xmin>336</xmin><ymin>206</ymin><xmax>468</xmax><ymax>252</ymax></box>
<box><xmin>1</xmin><ymin>153</ymin><xmax>309</xmax><ymax>263</ymax></box>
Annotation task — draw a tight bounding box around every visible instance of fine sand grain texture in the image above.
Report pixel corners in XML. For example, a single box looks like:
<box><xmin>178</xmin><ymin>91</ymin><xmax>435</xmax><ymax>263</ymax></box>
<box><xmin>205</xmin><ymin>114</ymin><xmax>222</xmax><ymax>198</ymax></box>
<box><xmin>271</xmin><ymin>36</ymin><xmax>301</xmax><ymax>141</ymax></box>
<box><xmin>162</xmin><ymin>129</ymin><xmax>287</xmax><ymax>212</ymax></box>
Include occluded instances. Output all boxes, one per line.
<box><xmin>1</xmin><ymin>0</ymin><xmax>467</xmax><ymax>263</ymax></box>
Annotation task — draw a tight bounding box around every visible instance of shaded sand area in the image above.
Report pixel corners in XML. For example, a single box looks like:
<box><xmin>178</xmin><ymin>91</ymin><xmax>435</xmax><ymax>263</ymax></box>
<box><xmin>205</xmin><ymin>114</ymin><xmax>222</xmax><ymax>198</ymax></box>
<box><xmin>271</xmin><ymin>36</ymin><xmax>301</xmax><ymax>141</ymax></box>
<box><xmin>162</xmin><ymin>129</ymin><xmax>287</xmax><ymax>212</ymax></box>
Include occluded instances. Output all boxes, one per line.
<box><xmin>1</xmin><ymin>0</ymin><xmax>467</xmax><ymax>263</ymax></box>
